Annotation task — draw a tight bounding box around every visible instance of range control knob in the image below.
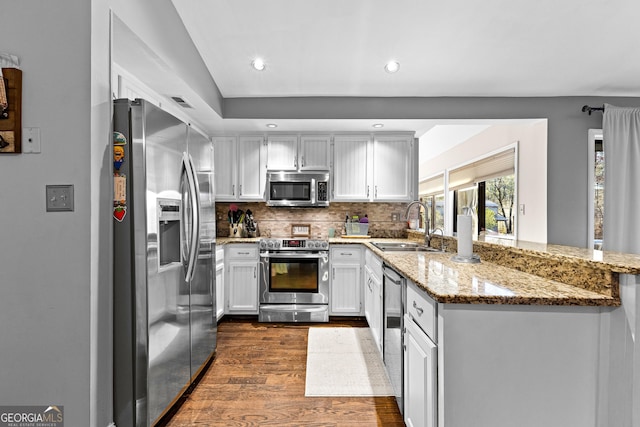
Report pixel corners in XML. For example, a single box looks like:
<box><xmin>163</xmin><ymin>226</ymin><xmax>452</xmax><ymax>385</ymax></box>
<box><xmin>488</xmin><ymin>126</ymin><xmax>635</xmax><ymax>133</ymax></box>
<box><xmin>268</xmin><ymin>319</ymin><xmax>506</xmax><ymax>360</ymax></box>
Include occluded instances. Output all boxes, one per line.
<box><xmin>321</xmin><ymin>242</ymin><xmax>329</xmax><ymax>249</ymax></box>
<box><xmin>259</xmin><ymin>241</ymin><xmax>266</xmax><ymax>249</ymax></box>
<box><xmin>267</xmin><ymin>241</ymin><xmax>274</xmax><ymax>248</ymax></box>
<box><xmin>275</xmin><ymin>241</ymin><xmax>281</xmax><ymax>249</ymax></box>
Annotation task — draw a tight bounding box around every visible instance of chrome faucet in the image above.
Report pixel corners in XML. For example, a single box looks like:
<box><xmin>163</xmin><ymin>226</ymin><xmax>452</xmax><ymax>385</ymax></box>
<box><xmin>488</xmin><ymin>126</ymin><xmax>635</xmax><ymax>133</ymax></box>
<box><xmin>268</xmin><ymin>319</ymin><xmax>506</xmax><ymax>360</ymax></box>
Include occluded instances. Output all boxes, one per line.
<box><xmin>405</xmin><ymin>200</ymin><xmax>430</xmax><ymax>246</ymax></box>
<box><xmin>429</xmin><ymin>228</ymin><xmax>445</xmax><ymax>251</ymax></box>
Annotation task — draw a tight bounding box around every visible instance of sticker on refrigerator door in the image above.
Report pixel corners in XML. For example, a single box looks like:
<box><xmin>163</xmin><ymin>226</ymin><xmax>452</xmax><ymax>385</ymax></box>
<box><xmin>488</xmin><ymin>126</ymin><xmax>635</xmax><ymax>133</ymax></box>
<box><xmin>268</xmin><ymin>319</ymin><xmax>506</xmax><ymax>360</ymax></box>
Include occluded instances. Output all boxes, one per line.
<box><xmin>113</xmin><ymin>174</ymin><xmax>127</xmax><ymax>222</ymax></box>
<box><xmin>113</xmin><ymin>145</ymin><xmax>125</xmax><ymax>170</ymax></box>
<box><xmin>113</xmin><ymin>204</ymin><xmax>127</xmax><ymax>222</ymax></box>
<box><xmin>113</xmin><ymin>131</ymin><xmax>127</xmax><ymax>146</ymax></box>
<box><xmin>114</xmin><ymin>175</ymin><xmax>126</xmax><ymax>203</ymax></box>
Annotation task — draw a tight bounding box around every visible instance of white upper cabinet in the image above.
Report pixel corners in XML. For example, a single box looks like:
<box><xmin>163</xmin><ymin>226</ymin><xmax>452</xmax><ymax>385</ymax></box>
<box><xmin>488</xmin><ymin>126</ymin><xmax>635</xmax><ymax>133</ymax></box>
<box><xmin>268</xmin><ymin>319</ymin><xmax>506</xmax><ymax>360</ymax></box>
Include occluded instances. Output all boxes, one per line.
<box><xmin>215</xmin><ymin>132</ymin><xmax>413</xmax><ymax>202</ymax></box>
<box><xmin>332</xmin><ymin>135</ymin><xmax>371</xmax><ymax>201</ymax></box>
<box><xmin>332</xmin><ymin>133</ymin><xmax>414</xmax><ymax>202</ymax></box>
<box><xmin>267</xmin><ymin>134</ymin><xmax>331</xmax><ymax>171</ymax></box>
<box><xmin>299</xmin><ymin>135</ymin><xmax>331</xmax><ymax>170</ymax></box>
<box><xmin>266</xmin><ymin>135</ymin><xmax>298</xmax><ymax>170</ymax></box>
<box><xmin>373</xmin><ymin>134</ymin><xmax>414</xmax><ymax>201</ymax></box>
<box><xmin>238</xmin><ymin>136</ymin><xmax>266</xmax><ymax>200</ymax></box>
<box><xmin>213</xmin><ymin>136</ymin><xmax>237</xmax><ymax>200</ymax></box>
<box><xmin>213</xmin><ymin>135</ymin><xmax>265</xmax><ymax>201</ymax></box>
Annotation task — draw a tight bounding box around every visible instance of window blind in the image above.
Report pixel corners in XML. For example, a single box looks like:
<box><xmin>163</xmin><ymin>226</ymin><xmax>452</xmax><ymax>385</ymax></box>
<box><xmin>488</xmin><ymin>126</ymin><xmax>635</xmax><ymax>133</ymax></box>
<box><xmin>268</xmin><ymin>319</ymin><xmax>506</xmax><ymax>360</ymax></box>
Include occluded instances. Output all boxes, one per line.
<box><xmin>448</xmin><ymin>148</ymin><xmax>515</xmax><ymax>192</ymax></box>
<box><xmin>419</xmin><ymin>173</ymin><xmax>445</xmax><ymax>196</ymax></box>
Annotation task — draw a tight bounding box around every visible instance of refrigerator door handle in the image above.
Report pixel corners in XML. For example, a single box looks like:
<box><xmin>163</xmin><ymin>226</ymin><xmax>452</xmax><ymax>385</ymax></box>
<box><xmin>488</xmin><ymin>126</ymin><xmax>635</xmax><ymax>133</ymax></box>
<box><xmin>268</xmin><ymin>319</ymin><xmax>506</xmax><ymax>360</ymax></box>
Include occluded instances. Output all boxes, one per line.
<box><xmin>181</xmin><ymin>153</ymin><xmax>200</xmax><ymax>282</ymax></box>
<box><xmin>187</xmin><ymin>153</ymin><xmax>201</xmax><ymax>281</ymax></box>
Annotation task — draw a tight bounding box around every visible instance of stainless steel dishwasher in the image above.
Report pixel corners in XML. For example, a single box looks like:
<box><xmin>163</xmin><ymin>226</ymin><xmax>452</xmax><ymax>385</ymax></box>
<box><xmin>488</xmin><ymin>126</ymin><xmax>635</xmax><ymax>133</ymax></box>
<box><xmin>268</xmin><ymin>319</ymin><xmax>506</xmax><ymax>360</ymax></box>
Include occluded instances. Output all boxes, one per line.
<box><xmin>383</xmin><ymin>264</ymin><xmax>405</xmax><ymax>413</ymax></box>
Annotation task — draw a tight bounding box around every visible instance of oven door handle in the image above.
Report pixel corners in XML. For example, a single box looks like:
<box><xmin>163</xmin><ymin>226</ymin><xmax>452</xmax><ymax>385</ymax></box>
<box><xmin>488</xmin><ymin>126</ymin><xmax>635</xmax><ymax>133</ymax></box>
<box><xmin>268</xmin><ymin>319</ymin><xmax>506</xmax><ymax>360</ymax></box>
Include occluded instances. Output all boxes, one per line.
<box><xmin>260</xmin><ymin>252</ymin><xmax>327</xmax><ymax>259</ymax></box>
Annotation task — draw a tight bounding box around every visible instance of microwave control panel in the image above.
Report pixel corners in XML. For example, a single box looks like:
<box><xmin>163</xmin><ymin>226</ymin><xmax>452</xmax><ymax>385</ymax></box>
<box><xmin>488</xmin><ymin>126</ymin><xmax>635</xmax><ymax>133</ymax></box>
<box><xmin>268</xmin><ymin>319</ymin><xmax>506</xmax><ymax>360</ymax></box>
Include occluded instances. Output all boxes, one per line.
<box><xmin>317</xmin><ymin>181</ymin><xmax>328</xmax><ymax>201</ymax></box>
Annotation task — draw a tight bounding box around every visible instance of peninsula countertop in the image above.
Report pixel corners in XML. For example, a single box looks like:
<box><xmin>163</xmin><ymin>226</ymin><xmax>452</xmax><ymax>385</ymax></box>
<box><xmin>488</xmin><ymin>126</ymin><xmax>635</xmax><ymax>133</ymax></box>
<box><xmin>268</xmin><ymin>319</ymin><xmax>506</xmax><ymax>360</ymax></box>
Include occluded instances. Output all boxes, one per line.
<box><xmin>217</xmin><ymin>236</ymin><xmax>625</xmax><ymax>307</ymax></box>
<box><xmin>330</xmin><ymin>237</ymin><xmax>621</xmax><ymax>307</ymax></box>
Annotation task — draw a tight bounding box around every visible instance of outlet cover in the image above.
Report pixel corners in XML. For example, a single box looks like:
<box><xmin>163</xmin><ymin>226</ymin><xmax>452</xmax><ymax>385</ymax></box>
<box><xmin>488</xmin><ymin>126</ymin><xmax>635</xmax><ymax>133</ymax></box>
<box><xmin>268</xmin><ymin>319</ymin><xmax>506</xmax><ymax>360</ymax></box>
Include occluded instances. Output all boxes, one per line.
<box><xmin>23</xmin><ymin>127</ymin><xmax>41</xmax><ymax>153</ymax></box>
<box><xmin>46</xmin><ymin>184</ymin><xmax>74</xmax><ymax>212</ymax></box>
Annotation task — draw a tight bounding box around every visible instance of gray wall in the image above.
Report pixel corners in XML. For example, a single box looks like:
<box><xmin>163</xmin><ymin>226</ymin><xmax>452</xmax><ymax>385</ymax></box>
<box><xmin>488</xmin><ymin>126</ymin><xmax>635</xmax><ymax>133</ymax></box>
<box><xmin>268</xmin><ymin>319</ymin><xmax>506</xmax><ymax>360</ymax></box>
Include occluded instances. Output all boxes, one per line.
<box><xmin>225</xmin><ymin>96</ymin><xmax>639</xmax><ymax>247</ymax></box>
<box><xmin>0</xmin><ymin>1</ymin><xmax>92</xmax><ymax>426</ymax></box>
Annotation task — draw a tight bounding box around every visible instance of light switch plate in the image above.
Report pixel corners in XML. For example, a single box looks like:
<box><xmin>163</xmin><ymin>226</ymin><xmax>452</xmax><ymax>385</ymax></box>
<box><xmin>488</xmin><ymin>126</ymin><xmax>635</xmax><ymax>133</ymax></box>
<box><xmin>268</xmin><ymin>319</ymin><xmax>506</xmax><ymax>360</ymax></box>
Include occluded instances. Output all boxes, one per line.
<box><xmin>46</xmin><ymin>185</ymin><xmax>74</xmax><ymax>212</ymax></box>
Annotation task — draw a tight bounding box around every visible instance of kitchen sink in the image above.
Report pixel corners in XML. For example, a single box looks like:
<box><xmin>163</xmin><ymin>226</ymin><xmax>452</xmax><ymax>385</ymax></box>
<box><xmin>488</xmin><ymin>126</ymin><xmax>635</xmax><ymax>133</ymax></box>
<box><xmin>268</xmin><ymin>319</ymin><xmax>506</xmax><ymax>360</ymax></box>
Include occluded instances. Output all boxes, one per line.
<box><xmin>371</xmin><ymin>242</ymin><xmax>441</xmax><ymax>252</ymax></box>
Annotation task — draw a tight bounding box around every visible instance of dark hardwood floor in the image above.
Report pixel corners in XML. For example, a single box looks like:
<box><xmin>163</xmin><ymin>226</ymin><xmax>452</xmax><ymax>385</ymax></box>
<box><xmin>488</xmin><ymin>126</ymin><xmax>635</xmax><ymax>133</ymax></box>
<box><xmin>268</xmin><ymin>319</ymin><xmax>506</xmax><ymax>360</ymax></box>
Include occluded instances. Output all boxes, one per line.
<box><xmin>162</xmin><ymin>317</ymin><xmax>405</xmax><ymax>426</ymax></box>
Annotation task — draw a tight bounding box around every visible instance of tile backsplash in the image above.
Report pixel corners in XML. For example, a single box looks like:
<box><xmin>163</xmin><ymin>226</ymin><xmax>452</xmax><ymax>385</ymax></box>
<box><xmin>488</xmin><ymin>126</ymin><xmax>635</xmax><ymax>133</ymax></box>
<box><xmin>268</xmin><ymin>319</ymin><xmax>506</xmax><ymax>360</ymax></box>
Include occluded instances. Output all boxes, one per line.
<box><xmin>216</xmin><ymin>202</ymin><xmax>410</xmax><ymax>238</ymax></box>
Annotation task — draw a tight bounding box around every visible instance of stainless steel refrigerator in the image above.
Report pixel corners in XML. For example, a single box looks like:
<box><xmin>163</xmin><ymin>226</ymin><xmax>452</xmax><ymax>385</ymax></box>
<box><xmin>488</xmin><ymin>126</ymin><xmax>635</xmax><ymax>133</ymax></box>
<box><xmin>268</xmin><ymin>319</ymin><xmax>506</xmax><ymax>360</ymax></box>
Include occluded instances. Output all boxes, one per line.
<box><xmin>113</xmin><ymin>99</ymin><xmax>216</xmax><ymax>427</ymax></box>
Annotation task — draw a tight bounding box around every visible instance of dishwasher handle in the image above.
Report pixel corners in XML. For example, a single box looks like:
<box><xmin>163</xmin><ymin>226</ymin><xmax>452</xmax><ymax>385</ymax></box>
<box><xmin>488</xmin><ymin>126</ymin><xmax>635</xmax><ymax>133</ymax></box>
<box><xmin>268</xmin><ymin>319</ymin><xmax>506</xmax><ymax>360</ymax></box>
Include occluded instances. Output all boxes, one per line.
<box><xmin>383</xmin><ymin>265</ymin><xmax>405</xmax><ymax>286</ymax></box>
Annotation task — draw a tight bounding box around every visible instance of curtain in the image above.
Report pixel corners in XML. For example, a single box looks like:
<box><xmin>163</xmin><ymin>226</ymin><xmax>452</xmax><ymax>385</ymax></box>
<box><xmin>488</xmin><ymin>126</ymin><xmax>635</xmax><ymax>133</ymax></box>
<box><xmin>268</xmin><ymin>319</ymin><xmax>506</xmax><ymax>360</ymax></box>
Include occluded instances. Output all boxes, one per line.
<box><xmin>603</xmin><ymin>104</ymin><xmax>640</xmax><ymax>254</ymax></box>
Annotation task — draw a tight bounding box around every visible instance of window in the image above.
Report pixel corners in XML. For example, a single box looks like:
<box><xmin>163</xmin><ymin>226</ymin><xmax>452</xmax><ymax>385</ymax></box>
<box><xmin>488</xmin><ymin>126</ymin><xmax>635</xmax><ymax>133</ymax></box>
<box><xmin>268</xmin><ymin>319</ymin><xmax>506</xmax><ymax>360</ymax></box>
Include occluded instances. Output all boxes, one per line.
<box><xmin>449</xmin><ymin>146</ymin><xmax>517</xmax><ymax>239</ymax></box>
<box><xmin>419</xmin><ymin>173</ymin><xmax>445</xmax><ymax>232</ymax></box>
<box><xmin>588</xmin><ymin>129</ymin><xmax>604</xmax><ymax>250</ymax></box>
<box><xmin>454</xmin><ymin>185</ymin><xmax>478</xmax><ymax>235</ymax></box>
<box><xmin>484</xmin><ymin>175</ymin><xmax>515</xmax><ymax>237</ymax></box>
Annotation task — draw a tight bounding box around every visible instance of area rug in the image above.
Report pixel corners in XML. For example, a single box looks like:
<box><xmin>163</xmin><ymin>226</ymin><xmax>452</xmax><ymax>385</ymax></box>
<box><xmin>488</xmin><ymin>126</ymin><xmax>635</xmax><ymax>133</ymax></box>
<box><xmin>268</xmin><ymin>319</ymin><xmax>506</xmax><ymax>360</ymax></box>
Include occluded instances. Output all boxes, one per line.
<box><xmin>305</xmin><ymin>327</ymin><xmax>394</xmax><ymax>397</ymax></box>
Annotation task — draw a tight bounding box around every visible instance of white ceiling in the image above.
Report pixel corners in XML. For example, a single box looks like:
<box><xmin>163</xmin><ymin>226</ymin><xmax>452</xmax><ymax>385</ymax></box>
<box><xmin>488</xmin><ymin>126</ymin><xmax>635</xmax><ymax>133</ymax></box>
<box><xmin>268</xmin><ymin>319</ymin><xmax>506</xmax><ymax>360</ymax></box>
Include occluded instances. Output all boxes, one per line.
<box><xmin>171</xmin><ymin>0</ymin><xmax>640</xmax><ymax>98</ymax></box>
<box><xmin>115</xmin><ymin>1</ymin><xmax>639</xmax><ymax>153</ymax></box>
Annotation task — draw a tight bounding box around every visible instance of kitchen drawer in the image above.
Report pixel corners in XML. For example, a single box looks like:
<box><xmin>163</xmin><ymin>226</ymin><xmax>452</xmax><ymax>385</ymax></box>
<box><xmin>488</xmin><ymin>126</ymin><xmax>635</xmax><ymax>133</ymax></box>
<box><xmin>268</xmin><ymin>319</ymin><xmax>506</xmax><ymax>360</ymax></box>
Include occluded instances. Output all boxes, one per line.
<box><xmin>331</xmin><ymin>246</ymin><xmax>362</xmax><ymax>262</ymax></box>
<box><xmin>226</xmin><ymin>244</ymin><xmax>258</xmax><ymax>259</ymax></box>
<box><xmin>406</xmin><ymin>280</ymin><xmax>437</xmax><ymax>343</ymax></box>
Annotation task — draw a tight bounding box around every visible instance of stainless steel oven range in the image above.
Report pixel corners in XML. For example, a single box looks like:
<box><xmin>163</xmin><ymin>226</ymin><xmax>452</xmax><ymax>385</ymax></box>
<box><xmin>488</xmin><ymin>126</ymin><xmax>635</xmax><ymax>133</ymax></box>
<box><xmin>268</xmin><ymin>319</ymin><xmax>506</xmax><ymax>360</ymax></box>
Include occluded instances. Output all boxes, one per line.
<box><xmin>259</xmin><ymin>238</ymin><xmax>330</xmax><ymax>322</ymax></box>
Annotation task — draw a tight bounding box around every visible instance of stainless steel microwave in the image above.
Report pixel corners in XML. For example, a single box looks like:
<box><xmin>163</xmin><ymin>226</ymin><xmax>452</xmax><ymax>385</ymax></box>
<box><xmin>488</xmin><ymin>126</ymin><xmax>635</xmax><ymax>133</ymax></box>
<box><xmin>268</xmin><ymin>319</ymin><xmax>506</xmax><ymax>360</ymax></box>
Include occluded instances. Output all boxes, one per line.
<box><xmin>266</xmin><ymin>171</ymin><xmax>330</xmax><ymax>207</ymax></box>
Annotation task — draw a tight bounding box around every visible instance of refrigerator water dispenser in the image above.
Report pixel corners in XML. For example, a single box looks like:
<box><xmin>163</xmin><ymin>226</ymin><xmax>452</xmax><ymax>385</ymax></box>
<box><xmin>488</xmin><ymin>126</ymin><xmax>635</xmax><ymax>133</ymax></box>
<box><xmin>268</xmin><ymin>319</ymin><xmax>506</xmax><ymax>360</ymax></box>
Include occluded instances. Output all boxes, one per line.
<box><xmin>158</xmin><ymin>199</ymin><xmax>181</xmax><ymax>267</ymax></box>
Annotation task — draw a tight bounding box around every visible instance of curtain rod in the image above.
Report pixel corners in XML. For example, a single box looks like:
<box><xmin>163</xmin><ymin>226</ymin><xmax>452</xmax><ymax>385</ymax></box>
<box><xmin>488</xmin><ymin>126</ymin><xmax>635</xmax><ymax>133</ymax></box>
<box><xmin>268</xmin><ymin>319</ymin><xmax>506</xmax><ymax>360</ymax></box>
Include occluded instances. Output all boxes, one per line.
<box><xmin>582</xmin><ymin>105</ymin><xmax>605</xmax><ymax>115</ymax></box>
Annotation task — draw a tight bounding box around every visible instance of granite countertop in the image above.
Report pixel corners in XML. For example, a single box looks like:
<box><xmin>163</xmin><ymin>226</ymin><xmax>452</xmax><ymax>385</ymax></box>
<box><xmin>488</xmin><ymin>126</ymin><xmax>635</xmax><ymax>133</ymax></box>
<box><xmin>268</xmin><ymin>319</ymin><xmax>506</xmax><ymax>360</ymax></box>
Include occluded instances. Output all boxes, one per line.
<box><xmin>217</xmin><ymin>237</ymin><xmax>261</xmax><ymax>244</ymax></box>
<box><xmin>476</xmin><ymin>237</ymin><xmax>640</xmax><ymax>275</ymax></box>
<box><xmin>376</xmin><ymin>249</ymin><xmax>617</xmax><ymax>306</ymax></box>
<box><xmin>217</xmin><ymin>235</ymin><xmax>623</xmax><ymax>307</ymax></box>
<box><xmin>330</xmin><ymin>237</ymin><xmax>620</xmax><ymax>307</ymax></box>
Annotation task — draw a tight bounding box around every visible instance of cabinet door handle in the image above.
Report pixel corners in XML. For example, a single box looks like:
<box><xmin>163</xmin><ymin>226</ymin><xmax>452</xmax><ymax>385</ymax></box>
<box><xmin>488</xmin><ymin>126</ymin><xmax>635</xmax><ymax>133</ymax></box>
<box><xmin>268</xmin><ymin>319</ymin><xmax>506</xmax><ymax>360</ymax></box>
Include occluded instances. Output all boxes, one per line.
<box><xmin>294</xmin><ymin>156</ymin><xmax>297</xmax><ymax>168</ymax></box>
<box><xmin>238</xmin><ymin>252</ymin><xmax>250</xmax><ymax>255</ymax></box>
<box><xmin>332</xmin><ymin>268</ymin><xmax>335</xmax><ymax>280</ymax></box>
<box><xmin>232</xmin><ymin>184</ymin><xmax>235</xmax><ymax>196</ymax></box>
<box><xmin>367</xmin><ymin>185</ymin><xmax>370</xmax><ymax>198</ymax></box>
<box><xmin>340</xmin><ymin>252</ymin><xmax>352</xmax><ymax>256</ymax></box>
<box><xmin>301</xmin><ymin>155</ymin><xmax>305</xmax><ymax>167</ymax></box>
<box><xmin>239</xmin><ymin>184</ymin><xmax>243</xmax><ymax>195</ymax></box>
<box><xmin>254</xmin><ymin>267</ymin><xmax>257</xmax><ymax>278</ymax></box>
<box><xmin>375</xmin><ymin>185</ymin><xmax>378</xmax><ymax>198</ymax></box>
<box><xmin>413</xmin><ymin>300</ymin><xmax>424</xmax><ymax>316</ymax></box>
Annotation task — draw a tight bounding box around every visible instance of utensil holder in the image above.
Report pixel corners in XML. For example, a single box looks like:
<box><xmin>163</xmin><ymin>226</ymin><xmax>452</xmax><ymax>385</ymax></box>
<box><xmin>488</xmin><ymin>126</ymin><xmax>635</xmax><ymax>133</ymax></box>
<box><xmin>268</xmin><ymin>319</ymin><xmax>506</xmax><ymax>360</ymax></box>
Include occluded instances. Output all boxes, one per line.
<box><xmin>229</xmin><ymin>223</ymin><xmax>244</xmax><ymax>238</ymax></box>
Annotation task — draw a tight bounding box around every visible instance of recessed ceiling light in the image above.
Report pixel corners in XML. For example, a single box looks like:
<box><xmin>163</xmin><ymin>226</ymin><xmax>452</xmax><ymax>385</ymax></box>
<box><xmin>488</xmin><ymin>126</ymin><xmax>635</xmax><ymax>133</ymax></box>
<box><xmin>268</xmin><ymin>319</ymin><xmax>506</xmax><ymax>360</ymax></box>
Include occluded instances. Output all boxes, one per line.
<box><xmin>372</xmin><ymin>123</ymin><xmax>384</xmax><ymax>128</ymax></box>
<box><xmin>251</xmin><ymin>58</ymin><xmax>266</xmax><ymax>71</ymax></box>
<box><xmin>384</xmin><ymin>61</ymin><xmax>400</xmax><ymax>73</ymax></box>
<box><xmin>266</xmin><ymin>123</ymin><xmax>278</xmax><ymax>128</ymax></box>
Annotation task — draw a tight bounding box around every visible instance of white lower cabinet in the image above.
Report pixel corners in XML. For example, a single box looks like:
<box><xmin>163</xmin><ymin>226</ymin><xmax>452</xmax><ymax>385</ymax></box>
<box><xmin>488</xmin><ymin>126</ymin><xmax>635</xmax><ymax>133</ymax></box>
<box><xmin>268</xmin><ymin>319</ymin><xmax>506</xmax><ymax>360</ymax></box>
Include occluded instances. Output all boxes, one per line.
<box><xmin>364</xmin><ymin>265</ymin><xmax>382</xmax><ymax>351</ymax></box>
<box><xmin>364</xmin><ymin>249</ymin><xmax>383</xmax><ymax>354</ymax></box>
<box><xmin>225</xmin><ymin>244</ymin><xmax>259</xmax><ymax>314</ymax></box>
<box><xmin>329</xmin><ymin>246</ymin><xmax>362</xmax><ymax>315</ymax></box>
<box><xmin>402</xmin><ymin>278</ymin><xmax>604</xmax><ymax>427</ymax></box>
<box><xmin>215</xmin><ymin>247</ymin><xmax>225</xmax><ymax>320</ymax></box>
<box><xmin>403</xmin><ymin>313</ymin><xmax>437</xmax><ymax>427</ymax></box>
